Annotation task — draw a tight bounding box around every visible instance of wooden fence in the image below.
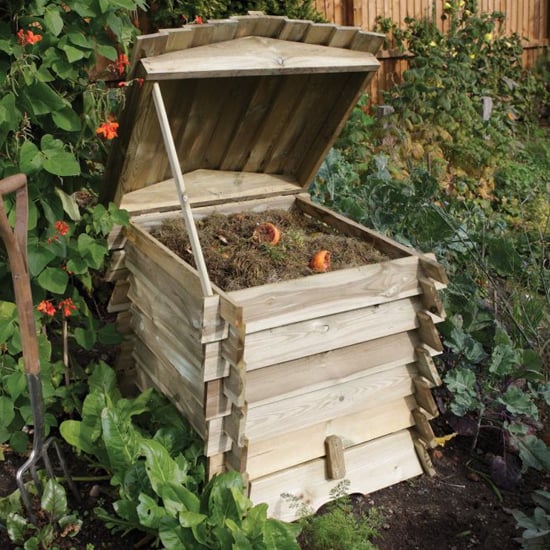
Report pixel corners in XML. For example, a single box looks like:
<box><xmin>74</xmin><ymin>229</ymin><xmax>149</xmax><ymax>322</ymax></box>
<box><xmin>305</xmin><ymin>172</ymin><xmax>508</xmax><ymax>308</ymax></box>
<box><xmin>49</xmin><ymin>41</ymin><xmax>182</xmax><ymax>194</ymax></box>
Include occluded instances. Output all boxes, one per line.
<box><xmin>314</xmin><ymin>0</ymin><xmax>549</xmax><ymax>102</ymax></box>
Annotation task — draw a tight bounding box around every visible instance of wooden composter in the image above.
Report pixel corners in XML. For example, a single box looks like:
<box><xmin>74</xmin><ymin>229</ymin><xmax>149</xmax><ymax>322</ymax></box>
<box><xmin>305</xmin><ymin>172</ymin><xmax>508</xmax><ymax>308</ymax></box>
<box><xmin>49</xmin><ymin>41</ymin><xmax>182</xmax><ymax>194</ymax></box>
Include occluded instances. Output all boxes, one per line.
<box><xmin>102</xmin><ymin>14</ymin><xmax>448</xmax><ymax>521</ymax></box>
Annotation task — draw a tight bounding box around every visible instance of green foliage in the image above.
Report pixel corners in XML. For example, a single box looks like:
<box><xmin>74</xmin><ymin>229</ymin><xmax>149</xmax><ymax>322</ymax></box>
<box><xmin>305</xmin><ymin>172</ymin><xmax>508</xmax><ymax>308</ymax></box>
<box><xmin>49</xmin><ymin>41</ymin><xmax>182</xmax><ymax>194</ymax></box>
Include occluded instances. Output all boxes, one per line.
<box><xmin>2</xmin><ymin>478</ymin><xmax>82</xmax><ymax>549</ymax></box>
<box><xmin>148</xmin><ymin>0</ymin><xmax>323</xmax><ymax>29</ymax></box>
<box><xmin>60</xmin><ymin>363</ymin><xmax>301</xmax><ymax>548</ymax></box>
<box><xmin>0</xmin><ymin>0</ymin><xmax>134</xmax><ymax>452</ymax></box>
<box><xmin>283</xmin><ymin>481</ymin><xmax>381</xmax><ymax>550</ymax></box>
<box><xmin>511</xmin><ymin>490</ymin><xmax>550</xmax><ymax>548</ymax></box>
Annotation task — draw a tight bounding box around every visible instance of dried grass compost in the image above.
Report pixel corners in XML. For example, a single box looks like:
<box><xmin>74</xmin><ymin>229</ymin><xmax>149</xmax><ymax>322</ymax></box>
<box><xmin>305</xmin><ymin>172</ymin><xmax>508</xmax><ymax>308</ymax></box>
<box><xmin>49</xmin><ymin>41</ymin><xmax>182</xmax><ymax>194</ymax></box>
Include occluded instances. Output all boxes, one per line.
<box><xmin>151</xmin><ymin>208</ymin><xmax>389</xmax><ymax>291</ymax></box>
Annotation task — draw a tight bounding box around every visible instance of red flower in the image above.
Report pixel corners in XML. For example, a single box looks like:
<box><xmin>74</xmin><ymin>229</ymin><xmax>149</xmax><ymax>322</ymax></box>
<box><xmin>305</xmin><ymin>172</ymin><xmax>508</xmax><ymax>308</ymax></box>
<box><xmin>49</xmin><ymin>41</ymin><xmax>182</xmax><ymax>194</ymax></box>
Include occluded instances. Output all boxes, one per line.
<box><xmin>55</xmin><ymin>220</ymin><xmax>69</xmax><ymax>236</ymax></box>
<box><xmin>194</xmin><ymin>16</ymin><xmax>204</xmax><ymax>24</ymax></box>
<box><xmin>96</xmin><ymin>121</ymin><xmax>119</xmax><ymax>140</ymax></box>
<box><xmin>17</xmin><ymin>28</ymin><xmax>43</xmax><ymax>46</ymax></box>
<box><xmin>58</xmin><ymin>298</ymin><xmax>77</xmax><ymax>317</ymax></box>
<box><xmin>136</xmin><ymin>78</ymin><xmax>144</xmax><ymax>87</ymax></box>
<box><xmin>37</xmin><ymin>300</ymin><xmax>56</xmax><ymax>317</ymax></box>
<box><xmin>115</xmin><ymin>53</ymin><xmax>129</xmax><ymax>76</ymax></box>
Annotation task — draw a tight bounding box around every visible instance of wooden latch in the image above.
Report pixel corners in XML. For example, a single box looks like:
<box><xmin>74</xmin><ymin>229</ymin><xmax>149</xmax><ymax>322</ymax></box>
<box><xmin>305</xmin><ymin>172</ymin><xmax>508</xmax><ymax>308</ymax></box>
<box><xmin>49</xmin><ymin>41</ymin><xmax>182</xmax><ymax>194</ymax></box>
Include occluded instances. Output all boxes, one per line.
<box><xmin>325</xmin><ymin>435</ymin><xmax>346</xmax><ymax>480</ymax></box>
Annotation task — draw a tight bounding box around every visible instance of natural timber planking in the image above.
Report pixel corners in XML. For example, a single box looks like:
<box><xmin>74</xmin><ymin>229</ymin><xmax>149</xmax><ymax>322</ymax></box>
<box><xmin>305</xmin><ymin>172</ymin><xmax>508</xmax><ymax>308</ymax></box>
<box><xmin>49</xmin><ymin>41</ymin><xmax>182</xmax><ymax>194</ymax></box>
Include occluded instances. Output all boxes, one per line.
<box><xmin>133</xmin><ymin>340</ymin><xmax>206</xmax><ymax>438</ymax></box>
<box><xmin>218</xmin><ymin>77</ymin><xmax>284</xmax><ymax>171</ymax></box>
<box><xmin>129</xmin><ymin>307</ymin><xmax>204</xmax><ymax>394</ymax></box>
<box><xmin>240</xmin><ymin>296</ymin><xmax>426</xmax><ymax>370</ymax></box>
<box><xmin>245</xmin><ymin>331</ymin><xmax>429</xmax><ymax>407</ymax></box>
<box><xmin>295</xmin><ymin>71</ymin><xmax>374</xmax><ymax>186</ymax></box>
<box><xmin>325</xmin><ymin>435</ymin><xmax>346</xmax><ymax>479</ymax></box>
<box><xmin>205</xmin><ymin>417</ymin><xmax>233</xmax><ymax>456</ymax></box>
<box><xmin>278</xmin><ymin>18</ymin><xmax>311</xmax><ymax>41</ymax></box>
<box><xmin>245</xmin><ymin>363</ymin><xmax>419</xmax><ymax>441</ymax></box>
<box><xmin>210</xmin><ymin>77</ymin><xmax>279</xmax><ymax>170</ymax></box>
<box><xmin>246</xmin><ymin>395</ymin><xmax>417</xmax><ymax>479</ymax></box>
<box><xmin>243</xmin><ymin>76</ymin><xmax>311</xmax><ymax>173</ymax></box>
<box><xmin>141</xmin><ymin>36</ymin><xmax>380</xmax><ymax>80</ymax></box>
<box><xmin>249</xmin><ymin>429</ymin><xmax>423</xmax><ymax>522</ymax></box>
<box><xmin>121</xmin><ymin>170</ymin><xmax>299</xmax><ymax>215</ymax></box>
<box><xmin>124</xmin><ymin>223</ymin><xmax>204</xmax><ymax>298</ymax></box>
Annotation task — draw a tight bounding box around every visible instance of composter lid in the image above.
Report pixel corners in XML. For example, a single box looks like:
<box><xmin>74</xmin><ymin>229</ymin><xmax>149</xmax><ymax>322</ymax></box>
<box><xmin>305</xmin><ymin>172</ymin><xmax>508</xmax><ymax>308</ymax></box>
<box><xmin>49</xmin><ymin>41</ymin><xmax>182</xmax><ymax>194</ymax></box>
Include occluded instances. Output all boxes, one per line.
<box><xmin>101</xmin><ymin>15</ymin><xmax>384</xmax><ymax>213</ymax></box>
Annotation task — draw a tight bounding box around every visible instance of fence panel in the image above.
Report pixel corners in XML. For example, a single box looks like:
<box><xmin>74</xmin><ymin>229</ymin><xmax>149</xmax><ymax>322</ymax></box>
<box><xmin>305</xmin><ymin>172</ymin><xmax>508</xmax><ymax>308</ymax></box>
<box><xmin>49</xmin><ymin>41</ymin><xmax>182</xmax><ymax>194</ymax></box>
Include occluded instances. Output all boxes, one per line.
<box><xmin>314</xmin><ymin>0</ymin><xmax>549</xmax><ymax>101</ymax></box>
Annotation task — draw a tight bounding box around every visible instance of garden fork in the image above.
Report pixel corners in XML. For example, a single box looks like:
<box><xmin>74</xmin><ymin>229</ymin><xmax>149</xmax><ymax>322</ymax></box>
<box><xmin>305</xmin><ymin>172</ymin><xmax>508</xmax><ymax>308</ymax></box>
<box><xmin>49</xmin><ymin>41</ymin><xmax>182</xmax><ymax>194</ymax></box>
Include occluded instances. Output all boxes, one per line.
<box><xmin>0</xmin><ymin>174</ymin><xmax>79</xmax><ymax>523</ymax></box>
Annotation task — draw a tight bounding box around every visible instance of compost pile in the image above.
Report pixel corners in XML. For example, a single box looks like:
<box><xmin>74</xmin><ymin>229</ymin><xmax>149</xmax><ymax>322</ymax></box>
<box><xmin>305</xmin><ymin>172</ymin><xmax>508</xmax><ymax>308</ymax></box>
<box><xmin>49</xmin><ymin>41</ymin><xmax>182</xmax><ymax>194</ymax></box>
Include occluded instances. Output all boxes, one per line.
<box><xmin>152</xmin><ymin>208</ymin><xmax>389</xmax><ymax>291</ymax></box>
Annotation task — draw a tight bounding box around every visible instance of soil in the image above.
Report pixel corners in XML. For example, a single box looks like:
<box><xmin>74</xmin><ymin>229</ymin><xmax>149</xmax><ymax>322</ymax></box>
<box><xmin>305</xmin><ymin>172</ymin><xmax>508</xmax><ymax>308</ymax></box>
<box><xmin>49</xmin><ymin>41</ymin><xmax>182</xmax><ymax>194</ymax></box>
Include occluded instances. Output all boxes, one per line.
<box><xmin>0</xmin><ymin>417</ymin><xmax>546</xmax><ymax>549</ymax></box>
<box><xmin>151</xmin><ymin>208</ymin><xmax>389</xmax><ymax>291</ymax></box>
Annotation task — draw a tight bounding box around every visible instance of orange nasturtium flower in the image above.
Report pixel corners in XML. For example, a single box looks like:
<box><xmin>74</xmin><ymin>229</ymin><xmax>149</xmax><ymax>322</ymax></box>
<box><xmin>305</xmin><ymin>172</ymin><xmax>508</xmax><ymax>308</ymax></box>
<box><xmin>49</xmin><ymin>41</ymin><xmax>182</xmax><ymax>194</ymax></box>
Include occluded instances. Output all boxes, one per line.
<box><xmin>17</xmin><ymin>28</ymin><xmax>43</xmax><ymax>46</ymax></box>
<box><xmin>96</xmin><ymin>121</ymin><xmax>119</xmax><ymax>140</ymax></box>
<box><xmin>59</xmin><ymin>298</ymin><xmax>77</xmax><ymax>317</ymax></box>
<box><xmin>55</xmin><ymin>220</ymin><xmax>69</xmax><ymax>236</ymax></box>
<box><xmin>114</xmin><ymin>53</ymin><xmax>130</xmax><ymax>76</ymax></box>
<box><xmin>37</xmin><ymin>300</ymin><xmax>56</xmax><ymax>317</ymax></box>
<box><xmin>194</xmin><ymin>16</ymin><xmax>204</xmax><ymax>24</ymax></box>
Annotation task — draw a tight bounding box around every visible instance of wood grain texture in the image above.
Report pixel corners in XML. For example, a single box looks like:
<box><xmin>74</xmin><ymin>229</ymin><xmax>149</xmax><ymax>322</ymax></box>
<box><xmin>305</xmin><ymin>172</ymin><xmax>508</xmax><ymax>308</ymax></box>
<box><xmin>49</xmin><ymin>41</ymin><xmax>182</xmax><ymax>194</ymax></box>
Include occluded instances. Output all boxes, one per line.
<box><xmin>141</xmin><ymin>36</ymin><xmax>379</xmax><ymax>79</ymax></box>
<box><xmin>246</xmin><ymin>395</ymin><xmax>417</xmax><ymax>479</ymax></box>
<box><xmin>249</xmin><ymin>429</ymin><xmax>422</xmax><ymax>521</ymax></box>
<box><xmin>241</xmin><ymin>296</ymin><xmax>425</xmax><ymax>370</ymax></box>
<box><xmin>245</xmin><ymin>363</ymin><xmax>419</xmax><ymax>441</ymax></box>
<box><xmin>244</xmin><ymin>330</ymin><xmax>427</xmax><ymax>407</ymax></box>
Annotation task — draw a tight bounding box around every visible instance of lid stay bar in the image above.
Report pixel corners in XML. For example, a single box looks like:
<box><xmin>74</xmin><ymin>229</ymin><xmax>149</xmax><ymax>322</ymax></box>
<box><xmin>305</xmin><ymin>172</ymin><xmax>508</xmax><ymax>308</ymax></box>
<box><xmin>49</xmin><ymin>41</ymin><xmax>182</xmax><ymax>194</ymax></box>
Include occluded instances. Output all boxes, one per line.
<box><xmin>152</xmin><ymin>82</ymin><xmax>214</xmax><ymax>297</ymax></box>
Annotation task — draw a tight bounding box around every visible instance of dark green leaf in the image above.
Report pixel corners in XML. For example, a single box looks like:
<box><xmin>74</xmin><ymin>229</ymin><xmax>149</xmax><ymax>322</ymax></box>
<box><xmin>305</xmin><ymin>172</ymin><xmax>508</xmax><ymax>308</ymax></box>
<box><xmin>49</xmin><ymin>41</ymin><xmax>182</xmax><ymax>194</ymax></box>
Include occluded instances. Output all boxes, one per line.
<box><xmin>41</xmin><ymin>479</ymin><xmax>67</xmax><ymax>520</ymax></box>
<box><xmin>499</xmin><ymin>386</ymin><xmax>538</xmax><ymax>417</ymax></box>
<box><xmin>74</xmin><ymin>327</ymin><xmax>96</xmax><ymax>350</ymax></box>
<box><xmin>44</xmin><ymin>6</ymin><xmax>64</xmax><ymax>36</ymax></box>
<box><xmin>27</xmin><ymin>242</ymin><xmax>56</xmax><ymax>277</ymax></box>
<box><xmin>37</xmin><ymin>267</ymin><xmax>68</xmax><ymax>294</ymax></box>
<box><xmin>136</xmin><ymin>493</ymin><xmax>166</xmax><ymax>529</ymax></box>
<box><xmin>0</xmin><ymin>396</ymin><xmax>15</xmax><ymax>428</ymax></box>
<box><xmin>52</xmin><ymin>107</ymin><xmax>81</xmax><ymax>132</ymax></box>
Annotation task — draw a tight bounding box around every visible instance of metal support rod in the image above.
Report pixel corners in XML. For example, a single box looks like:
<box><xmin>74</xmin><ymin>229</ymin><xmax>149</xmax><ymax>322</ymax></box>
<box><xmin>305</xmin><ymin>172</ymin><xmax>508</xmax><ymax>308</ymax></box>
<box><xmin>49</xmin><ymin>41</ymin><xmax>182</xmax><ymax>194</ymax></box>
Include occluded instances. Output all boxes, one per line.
<box><xmin>151</xmin><ymin>82</ymin><xmax>213</xmax><ymax>297</ymax></box>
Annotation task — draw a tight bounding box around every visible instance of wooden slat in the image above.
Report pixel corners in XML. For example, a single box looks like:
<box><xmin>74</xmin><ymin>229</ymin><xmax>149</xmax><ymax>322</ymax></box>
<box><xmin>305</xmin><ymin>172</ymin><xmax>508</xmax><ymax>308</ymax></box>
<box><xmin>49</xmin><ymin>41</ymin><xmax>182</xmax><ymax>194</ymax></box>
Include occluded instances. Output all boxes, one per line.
<box><xmin>302</xmin><ymin>22</ymin><xmax>337</xmax><ymax>45</ymax></box>
<box><xmin>207</xmin><ymin>453</ymin><xmax>226</xmax><ymax>479</ymax></box>
<box><xmin>120</xmin><ymin>170</ymin><xmax>300</xmax><ymax>215</ymax></box>
<box><xmin>129</xmin><ymin>305</ymin><xmax>204</xmax><ymax>394</ymax></box>
<box><xmin>245</xmin><ymin>363</ymin><xmax>419</xmax><ymax>441</ymax></box>
<box><xmin>205</xmin><ymin>379</ymin><xmax>230</xmax><ymax>420</ymax></box>
<box><xmin>419</xmin><ymin>256</ymin><xmax>449</xmax><ymax>285</ymax></box>
<box><xmin>205</xmin><ymin>417</ymin><xmax>233</xmax><ymax>456</ymax></box>
<box><xmin>294</xmin><ymin>71</ymin><xmax>375</xmax><ymax>187</ymax></box>
<box><xmin>106</xmin><ymin>279</ymin><xmax>130</xmax><ymax>313</ymax></box>
<box><xmin>416</xmin><ymin>311</ymin><xmax>444</xmax><ymax>352</ymax></box>
<box><xmin>413</xmin><ymin>376</ymin><xmax>439</xmax><ymax>417</ymax></box>
<box><xmin>412</xmin><ymin>407</ymin><xmax>436</xmax><ymax>447</ymax></box>
<box><xmin>245</xmin><ymin>330</ymin><xmax>426</xmax><ymax>407</ymax></box>
<box><xmin>232</xmin><ymin>14</ymin><xmax>286</xmax><ymax>39</ymax></box>
<box><xmin>415</xmin><ymin>346</ymin><xmax>442</xmax><ymax>387</ymax></box>
<box><xmin>278</xmin><ymin>18</ymin><xmax>311</xmax><ymax>41</ymax></box>
<box><xmin>246</xmin><ymin>395</ymin><xmax>416</xmax><ymax>479</ymax></box>
<box><xmin>232</xmin><ymin>255</ymin><xmax>423</xmax><ymax>334</ymax></box>
<box><xmin>132</xmin><ymin>340</ymin><xmax>206</xmax><ymax>439</ymax></box>
<box><xmin>238</xmin><ymin>296</ymin><xmax>425</xmax><ymax>371</ymax></box>
<box><xmin>249</xmin><ymin>429</ymin><xmax>422</xmax><ymax>521</ymax></box>
<box><xmin>202</xmin><ymin>294</ymin><xmax>226</xmax><ymax>343</ymax></box>
<box><xmin>419</xmin><ymin>276</ymin><xmax>444</xmax><ymax>316</ymax></box>
<box><xmin>412</xmin><ymin>434</ymin><xmax>437</xmax><ymax>477</ymax></box>
<box><xmin>125</xmin><ymin>222</ymin><xmax>204</xmax><ymax>297</ymax></box>
<box><xmin>141</xmin><ymin>36</ymin><xmax>380</xmax><ymax>80</ymax></box>
<box><xmin>327</xmin><ymin>26</ymin><xmax>360</xmax><ymax>48</ymax></box>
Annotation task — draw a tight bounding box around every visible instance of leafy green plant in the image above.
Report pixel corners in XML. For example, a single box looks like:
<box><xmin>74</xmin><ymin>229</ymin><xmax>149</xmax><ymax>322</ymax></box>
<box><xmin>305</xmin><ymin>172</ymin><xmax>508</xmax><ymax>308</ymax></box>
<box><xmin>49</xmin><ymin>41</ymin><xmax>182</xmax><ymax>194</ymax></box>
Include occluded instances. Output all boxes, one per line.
<box><xmin>0</xmin><ymin>0</ymin><xmax>138</xmax><ymax>452</ymax></box>
<box><xmin>147</xmin><ymin>0</ymin><xmax>323</xmax><ymax>30</ymax></box>
<box><xmin>2</xmin><ymin>478</ymin><xmax>82</xmax><ymax>549</ymax></box>
<box><xmin>510</xmin><ymin>490</ymin><xmax>550</xmax><ymax>549</ymax></box>
<box><xmin>60</xmin><ymin>362</ymin><xmax>301</xmax><ymax>548</ymax></box>
<box><xmin>283</xmin><ymin>481</ymin><xmax>381</xmax><ymax>550</ymax></box>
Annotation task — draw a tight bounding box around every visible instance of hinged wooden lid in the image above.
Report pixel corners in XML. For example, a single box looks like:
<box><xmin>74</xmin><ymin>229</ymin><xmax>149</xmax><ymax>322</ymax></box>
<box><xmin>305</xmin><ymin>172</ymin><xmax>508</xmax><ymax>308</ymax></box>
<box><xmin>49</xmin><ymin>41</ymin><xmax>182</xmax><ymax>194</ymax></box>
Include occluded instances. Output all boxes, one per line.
<box><xmin>101</xmin><ymin>15</ymin><xmax>384</xmax><ymax>213</ymax></box>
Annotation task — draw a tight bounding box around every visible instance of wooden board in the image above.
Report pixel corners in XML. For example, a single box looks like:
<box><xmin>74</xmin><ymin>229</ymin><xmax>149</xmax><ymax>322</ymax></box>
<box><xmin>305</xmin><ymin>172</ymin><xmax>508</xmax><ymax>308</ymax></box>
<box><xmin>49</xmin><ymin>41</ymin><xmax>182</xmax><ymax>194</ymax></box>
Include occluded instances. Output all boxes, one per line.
<box><xmin>246</xmin><ymin>395</ymin><xmax>417</xmax><ymax>479</ymax></box>
<box><xmin>244</xmin><ymin>330</ymin><xmax>426</xmax><ymax>406</ymax></box>
<box><xmin>248</xmin><ymin>429</ymin><xmax>423</xmax><ymax>521</ymax></box>
<box><xmin>237</xmin><ymin>296</ymin><xmax>430</xmax><ymax>370</ymax></box>
<box><xmin>120</xmin><ymin>170</ymin><xmax>299</xmax><ymax>215</ymax></box>
<box><xmin>245</xmin><ymin>363</ymin><xmax>419</xmax><ymax>441</ymax></box>
<box><xmin>141</xmin><ymin>36</ymin><xmax>380</xmax><ymax>79</ymax></box>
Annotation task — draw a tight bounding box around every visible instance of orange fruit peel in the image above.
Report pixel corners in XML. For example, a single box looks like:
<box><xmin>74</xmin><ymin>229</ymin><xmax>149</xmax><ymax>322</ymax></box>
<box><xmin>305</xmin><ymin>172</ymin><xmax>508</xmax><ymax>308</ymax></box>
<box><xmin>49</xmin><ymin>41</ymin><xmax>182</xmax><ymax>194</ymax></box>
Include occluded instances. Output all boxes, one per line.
<box><xmin>253</xmin><ymin>222</ymin><xmax>281</xmax><ymax>246</ymax></box>
<box><xmin>310</xmin><ymin>250</ymin><xmax>331</xmax><ymax>272</ymax></box>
